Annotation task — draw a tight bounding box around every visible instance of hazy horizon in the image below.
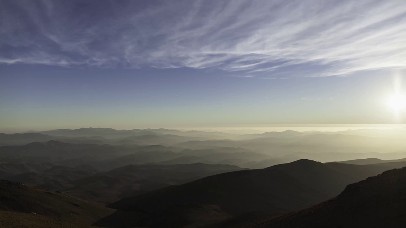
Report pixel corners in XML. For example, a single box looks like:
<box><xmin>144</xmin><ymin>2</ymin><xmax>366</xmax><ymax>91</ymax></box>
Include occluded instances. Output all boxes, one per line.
<box><xmin>1</xmin><ymin>124</ymin><xmax>406</xmax><ymax>134</ymax></box>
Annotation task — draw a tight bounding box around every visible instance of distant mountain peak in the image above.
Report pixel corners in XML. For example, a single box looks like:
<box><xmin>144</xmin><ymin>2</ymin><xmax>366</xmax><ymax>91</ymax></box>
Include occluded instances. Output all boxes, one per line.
<box><xmin>292</xmin><ymin>159</ymin><xmax>320</xmax><ymax>164</ymax></box>
<box><xmin>268</xmin><ymin>159</ymin><xmax>322</xmax><ymax>169</ymax></box>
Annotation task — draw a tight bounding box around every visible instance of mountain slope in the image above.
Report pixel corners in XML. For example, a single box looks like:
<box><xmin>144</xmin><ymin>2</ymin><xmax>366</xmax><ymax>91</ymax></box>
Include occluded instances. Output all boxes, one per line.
<box><xmin>98</xmin><ymin>159</ymin><xmax>406</xmax><ymax>227</ymax></box>
<box><xmin>66</xmin><ymin>163</ymin><xmax>243</xmax><ymax>203</ymax></box>
<box><xmin>260</xmin><ymin>167</ymin><xmax>406</xmax><ymax>228</ymax></box>
<box><xmin>6</xmin><ymin>165</ymin><xmax>97</xmax><ymax>191</ymax></box>
<box><xmin>0</xmin><ymin>180</ymin><xmax>113</xmax><ymax>227</ymax></box>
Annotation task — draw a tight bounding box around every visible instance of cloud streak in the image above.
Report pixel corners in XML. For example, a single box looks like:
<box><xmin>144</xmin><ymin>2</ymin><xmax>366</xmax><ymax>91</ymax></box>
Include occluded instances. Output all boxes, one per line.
<box><xmin>1</xmin><ymin>0</ymin><xmax>406</xmax><ymax>76</ymax></box>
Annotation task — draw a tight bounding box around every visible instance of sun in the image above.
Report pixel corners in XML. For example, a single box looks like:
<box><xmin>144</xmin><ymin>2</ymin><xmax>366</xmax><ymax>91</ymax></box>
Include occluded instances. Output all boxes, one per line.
<box><xmin>387</xmin><ymin>93</ymin><xmax>406</xmax><ymax>116</ymax></box>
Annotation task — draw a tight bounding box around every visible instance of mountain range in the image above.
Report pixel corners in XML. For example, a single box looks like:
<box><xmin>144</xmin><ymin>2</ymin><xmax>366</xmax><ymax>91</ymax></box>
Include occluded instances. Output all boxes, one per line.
<box><xmin>98</xmin><ymin>159</ymin><xmax>406</xmax><ymax>227</ymax></box>
<box><xmin>1</xmin><ymin>128</ymin><xmax>406</xmax><ymax>227</ymax></box>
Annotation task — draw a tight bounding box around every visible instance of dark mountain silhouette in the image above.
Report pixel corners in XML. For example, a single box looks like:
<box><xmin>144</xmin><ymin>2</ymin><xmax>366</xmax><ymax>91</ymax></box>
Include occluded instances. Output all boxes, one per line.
<box><xmin>97</xmin><ymin>159</ymin><xmax>406</xmax><ymax>227</ymax></box>
<box><xmin>0</xmin><ymin>148</ymin><xmax>244</xmax><ymax>203</ymax></box>
<box><xmin>6</xmin><ymin>165</ymin><xmax>97</xmax><ymax>191</ymax></box>
<box><xmin>0</xmin><ymin>133</ymin><xmax>54</xmax><ymax>146</ymax></box>
<box><xmin>161</xmin><ymin>147</ymin><xmax>273</xmax><ymax>168</ymax></box>
<box><xmin>65</xmin><ymin>163</ymin><xmax>243</xmax><ymax>203</ymax></box>
<box><xmin>0</xmin><ymin>141</ymin><xmax>184</xmax><ymax>170</ymax></box>
<box><xmin>117</xmin><ymin>134</ymin><xmax>190</xmax><ymax>145</ymax></box>
<box><xmin>259</xmin><ymin>167</ymin><xmax>406</xmax><ymax>228</ymax></box>
<box><xmin>0</xmin><ymin>162</ymin><xmax>54</xmax><ymax>179</ymax></box>
<box><xmin>0</xmin><ymin>141</ymin><xmax>122</xmax><ymax>165</ymax></box>
<box><xmin>0</xmin><ymin>132</ymin><xmax>108</xmax><ymax>146</ymax></box>
<box><xmin>0</xmin><ymin>180</ymin><xmax>113</xmax><ymax>227</ymax></box>
<box><xmin>0</xmin><ymin>141</ymin><xmax>259</xmax><ymax>170</ymax></box>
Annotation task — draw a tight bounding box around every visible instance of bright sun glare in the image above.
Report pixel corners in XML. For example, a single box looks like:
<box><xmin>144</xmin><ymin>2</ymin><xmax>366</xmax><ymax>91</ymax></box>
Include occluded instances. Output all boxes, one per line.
<box><xmin>387</xmin><ymin>93</ymin><xmax>406</xmax><ymax>117</ymax></box>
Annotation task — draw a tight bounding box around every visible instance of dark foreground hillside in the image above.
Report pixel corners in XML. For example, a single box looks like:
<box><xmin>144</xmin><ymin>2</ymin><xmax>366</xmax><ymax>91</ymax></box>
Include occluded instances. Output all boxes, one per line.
<box><xmin>97</xmin><ymin>159</ymin><xmax>406</xmax><ymax>227</ymax></box>
<box><xmin>66</xmin><ymin>163</ymin><xmax>243</xmax><ymax>203</ymax></box>
<box><xmin>259</xmin><ymin>167</ymin><xmax>406</xmax><ymax>228</ymax></box>
<box><xmin>0</xmin><ymin>180</ymin><xmax>113</xmax><ymax>227</ymax></box>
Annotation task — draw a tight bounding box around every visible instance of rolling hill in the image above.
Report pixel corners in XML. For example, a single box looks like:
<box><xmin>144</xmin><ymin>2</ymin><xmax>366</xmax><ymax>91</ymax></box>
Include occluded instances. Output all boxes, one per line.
<box><xmin>259</xmin><ymin>166</ymin><xmax>406</xmax><ymax>228</ymax></box>
<box><xmin>66</xmin><ymin>163</ymin><xmax>243</xmax><ymax>203</ymax></box>
<box><xmin>98</xmin><ymin>159</ymin><xmax>406</xmax><ymax>227</ymax></box>
<box><xmin>0</xmin><ymin>180</ymin><xmax>113</xmax><ymax>227</ymax></box>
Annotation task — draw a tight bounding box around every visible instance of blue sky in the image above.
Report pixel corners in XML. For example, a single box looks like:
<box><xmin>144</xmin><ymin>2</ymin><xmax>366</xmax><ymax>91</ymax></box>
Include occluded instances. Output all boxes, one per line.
<box><xmin>1</xmin><ymin>0</ymin><xmax>406</xmax><ymax>130</ymax></box>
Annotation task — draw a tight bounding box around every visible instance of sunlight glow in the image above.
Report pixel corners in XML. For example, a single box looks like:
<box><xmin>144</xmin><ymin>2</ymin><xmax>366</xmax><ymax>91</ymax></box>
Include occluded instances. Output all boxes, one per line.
<box><xmin>387</xmin><ymin>72</ymin><xmax>406</xmax><ymax>122</ymax></box>
<box><xmin>387</xmin><ymin>93</ymin><xmax>406</xmax><ymax>113</ymax></box>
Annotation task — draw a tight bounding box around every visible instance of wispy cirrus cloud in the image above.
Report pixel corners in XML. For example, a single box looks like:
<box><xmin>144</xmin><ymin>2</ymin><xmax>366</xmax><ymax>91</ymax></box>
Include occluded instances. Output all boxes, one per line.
<box><xmin>1</xmin><ymin>0</ymin><xmax>406</xmax><ymax>76</ymax></box>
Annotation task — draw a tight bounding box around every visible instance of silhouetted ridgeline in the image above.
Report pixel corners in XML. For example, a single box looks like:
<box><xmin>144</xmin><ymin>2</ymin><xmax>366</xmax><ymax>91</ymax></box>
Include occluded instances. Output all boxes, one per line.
<box><xmin>257</xmin><ymin>167</ymin><xmax>406</xmax><ymax>228</ymax></box>
<box><xmin>97</xmin><ymin>159</ymin><xmax>406</xmax><ymax>227</ymax></box>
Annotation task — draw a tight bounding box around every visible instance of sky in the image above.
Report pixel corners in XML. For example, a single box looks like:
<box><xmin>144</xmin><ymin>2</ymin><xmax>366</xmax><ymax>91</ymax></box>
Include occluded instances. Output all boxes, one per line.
<box><xmin>1</xmin><ymin>0</ymin><xmax>406</xmax><ymax>131</ymax></box>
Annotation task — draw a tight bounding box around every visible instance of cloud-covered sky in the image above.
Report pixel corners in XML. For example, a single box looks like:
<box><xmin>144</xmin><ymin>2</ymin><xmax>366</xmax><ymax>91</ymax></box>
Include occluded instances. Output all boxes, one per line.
<box><xmin>1</xmin><ymin>0</ymin><xmax>406</xmax><ymax>130</ymax></box>
<box><xmin>1</xmin><ymin>0</ymin><xmax>406</xmax><ymax>77</ymax></box>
